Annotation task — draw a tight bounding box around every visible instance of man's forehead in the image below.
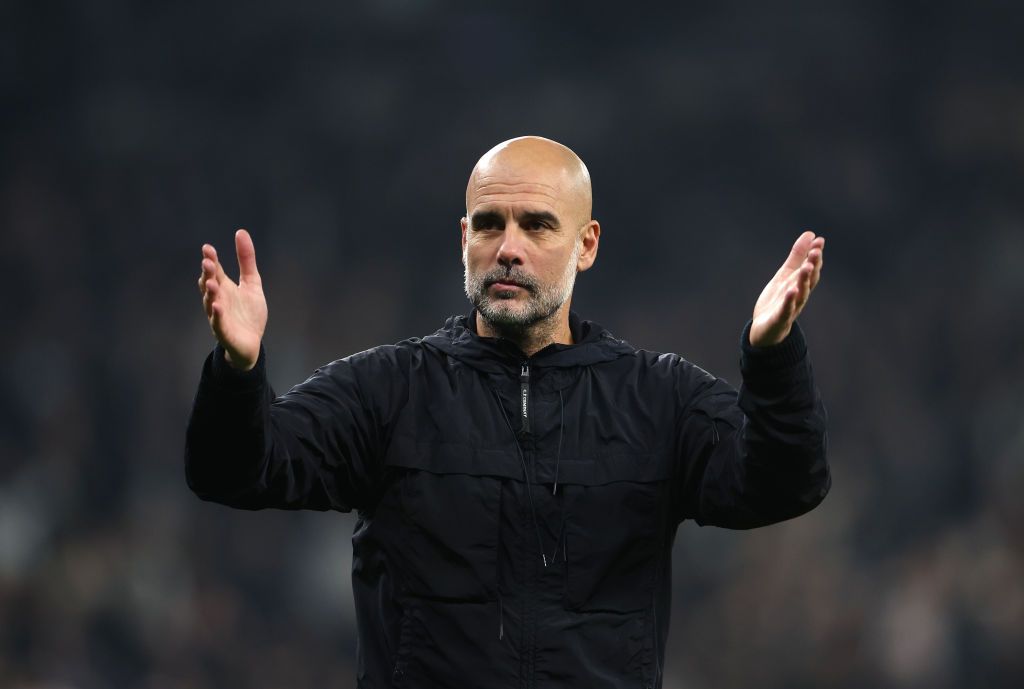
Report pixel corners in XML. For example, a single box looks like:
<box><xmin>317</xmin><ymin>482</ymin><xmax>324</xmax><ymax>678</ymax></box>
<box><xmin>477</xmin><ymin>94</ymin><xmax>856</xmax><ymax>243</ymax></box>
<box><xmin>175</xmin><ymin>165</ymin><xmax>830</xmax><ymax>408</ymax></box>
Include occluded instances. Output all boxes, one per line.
<box><xmin>469</xmin><ymin>176</ymin><xmax>563</xmax><ymax>210</ymax></box>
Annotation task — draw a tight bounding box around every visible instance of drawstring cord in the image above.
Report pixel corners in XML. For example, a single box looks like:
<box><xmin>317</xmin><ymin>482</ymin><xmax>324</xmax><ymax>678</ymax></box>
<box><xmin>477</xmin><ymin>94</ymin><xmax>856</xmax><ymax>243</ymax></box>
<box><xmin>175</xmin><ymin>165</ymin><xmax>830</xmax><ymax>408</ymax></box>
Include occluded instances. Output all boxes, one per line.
<box><xmin>547</xmin><ymin>389</ymin><xmax>567</xmax><ymax>563</ymax></box>
<box><xmin>492</xmin><ymin>389</ymin><xmax>549</xmax><ymax>568</ymax></box>
<box><xmin>491</xmin><ymin>384</ymin><xmax>568</xmax><ymax>639</ymax></box>
<box><xmin>498</xmin><ymin>594</ymin><xmax>504</xmax><ymax>640</ymax></box>
<box><xmin>552</xmin><ymin>389</ymin><xmax>564</xmax><ymax>495</ymax></box>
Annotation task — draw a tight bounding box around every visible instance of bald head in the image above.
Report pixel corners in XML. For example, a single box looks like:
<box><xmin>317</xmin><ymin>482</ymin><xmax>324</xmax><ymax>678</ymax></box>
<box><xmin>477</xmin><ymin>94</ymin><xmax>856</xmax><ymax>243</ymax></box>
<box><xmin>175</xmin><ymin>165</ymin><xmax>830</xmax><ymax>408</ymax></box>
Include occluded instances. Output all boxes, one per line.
<box><xmin>461</xmin><ymin>136</ymin><xmax>602</xmax><ymax>347</ymax></box>
<box><xmin>466</xmin><ymin>136</ymin><xmax>593</xmax><ymax>228</ymax></box>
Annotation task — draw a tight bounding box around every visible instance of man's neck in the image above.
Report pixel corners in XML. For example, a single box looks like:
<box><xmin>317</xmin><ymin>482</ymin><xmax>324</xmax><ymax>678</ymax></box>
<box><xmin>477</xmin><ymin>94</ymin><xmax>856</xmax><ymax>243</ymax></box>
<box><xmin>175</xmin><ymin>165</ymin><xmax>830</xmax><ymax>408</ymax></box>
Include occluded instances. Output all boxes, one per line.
<box><xmin>475</xmin><ymin>305</ymin><xmax>574</xmax><ymax>357</ymax></box>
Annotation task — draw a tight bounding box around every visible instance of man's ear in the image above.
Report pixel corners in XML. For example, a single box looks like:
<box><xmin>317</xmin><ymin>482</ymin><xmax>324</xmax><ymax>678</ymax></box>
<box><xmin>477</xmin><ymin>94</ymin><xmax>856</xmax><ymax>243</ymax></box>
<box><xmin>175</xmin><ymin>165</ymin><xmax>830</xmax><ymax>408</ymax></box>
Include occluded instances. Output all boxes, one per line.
<box><xmin>577</xmin><ymin>220</ymin><xmax>601</xmax><ymax>272</ymax></box>
<box><xmin>460</xmin><ymin>216</ymin><xmax>469</xmax><ymax>266</ymax></box>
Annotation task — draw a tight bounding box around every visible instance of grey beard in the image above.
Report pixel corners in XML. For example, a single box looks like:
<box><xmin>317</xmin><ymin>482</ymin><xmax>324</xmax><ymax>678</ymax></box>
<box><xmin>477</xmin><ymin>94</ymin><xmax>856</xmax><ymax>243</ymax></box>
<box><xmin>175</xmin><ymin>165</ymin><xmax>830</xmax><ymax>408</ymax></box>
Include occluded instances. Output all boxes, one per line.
<box><xmin>463</xmin><ymin>244</ymin><xmax>581</xmax><ymax>338</ymax></box>
<box><xmin>473</xmin><ymin>288</ymin><xmax>564</xmax><ymax>337</ymax></box>
<box><xmin>466</xmin><ymin>269</ymin><xmax>561</xmax><ymax>335</ymax></box>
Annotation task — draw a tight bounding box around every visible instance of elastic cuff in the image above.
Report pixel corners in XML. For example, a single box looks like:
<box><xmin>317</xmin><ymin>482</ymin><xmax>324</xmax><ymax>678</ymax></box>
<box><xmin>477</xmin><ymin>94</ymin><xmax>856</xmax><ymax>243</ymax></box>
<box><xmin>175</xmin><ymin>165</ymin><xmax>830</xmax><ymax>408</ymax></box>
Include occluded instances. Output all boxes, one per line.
<box><xmin>740</xmin><ymin>320</ymin><xmax>807</xmax><ymax>371</ymax></box>
<box><xmin>209</xmin><ymin>344</ymin><xmax>267</xmax><ymax>392</ymax></box>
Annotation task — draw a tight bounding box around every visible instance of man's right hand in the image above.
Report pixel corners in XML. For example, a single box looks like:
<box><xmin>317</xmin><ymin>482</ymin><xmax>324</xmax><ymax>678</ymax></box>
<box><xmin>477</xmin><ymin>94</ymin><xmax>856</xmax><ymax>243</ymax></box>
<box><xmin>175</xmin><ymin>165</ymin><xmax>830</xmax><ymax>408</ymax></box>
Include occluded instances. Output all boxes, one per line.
<box><xmin>197</xmin><ymin>229</ymin><xmax>267</xmax><ymax>371</ymax></box>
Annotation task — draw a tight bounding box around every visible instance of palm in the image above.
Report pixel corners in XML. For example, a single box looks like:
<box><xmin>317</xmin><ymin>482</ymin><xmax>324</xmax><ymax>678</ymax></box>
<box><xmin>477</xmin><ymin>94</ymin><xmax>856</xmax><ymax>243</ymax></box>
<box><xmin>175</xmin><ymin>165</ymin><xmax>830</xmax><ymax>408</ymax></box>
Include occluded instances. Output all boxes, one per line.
<box><xmin>749</xmin><ymin>231</ymin><xmax>825</xmax><ymax>347</ymax></box>
<box><xmin>213</xmin><ymin>271</ymin><xmax>266</xmax><ymax>357</ymax></box>
<box><xmin>197</xmin><ymin>229</ymin><xmax>268</xmax><ymax>370</ymax></box>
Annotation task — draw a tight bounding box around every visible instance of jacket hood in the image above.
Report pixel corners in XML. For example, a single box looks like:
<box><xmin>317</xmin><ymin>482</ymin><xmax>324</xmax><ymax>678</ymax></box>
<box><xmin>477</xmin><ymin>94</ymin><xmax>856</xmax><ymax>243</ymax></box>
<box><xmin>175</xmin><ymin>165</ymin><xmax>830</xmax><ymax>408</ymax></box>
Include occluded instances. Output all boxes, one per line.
<box><xmin>421</xmin><ymin>310</ymin><xmax>635</xmax><ymax>375</ymax></box>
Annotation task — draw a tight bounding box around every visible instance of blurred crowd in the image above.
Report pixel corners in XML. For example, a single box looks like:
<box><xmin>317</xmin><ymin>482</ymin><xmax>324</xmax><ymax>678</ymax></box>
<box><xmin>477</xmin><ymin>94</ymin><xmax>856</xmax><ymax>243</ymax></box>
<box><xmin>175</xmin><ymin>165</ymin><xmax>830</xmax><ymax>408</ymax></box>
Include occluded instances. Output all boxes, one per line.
<box><xmin>2</xmin><ymin>1</ymin><xmax>1022</xmax><ymax>687</ymax></box>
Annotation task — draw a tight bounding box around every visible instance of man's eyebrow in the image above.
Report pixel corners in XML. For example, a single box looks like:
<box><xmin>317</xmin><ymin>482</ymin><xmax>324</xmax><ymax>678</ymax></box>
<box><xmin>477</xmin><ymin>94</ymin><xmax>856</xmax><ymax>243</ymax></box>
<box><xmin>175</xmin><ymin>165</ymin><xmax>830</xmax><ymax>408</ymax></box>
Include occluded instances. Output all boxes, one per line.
<box><xmin>517</xmin><ymin>210</ymin><xmax>561</xmax><ymax>227</ymax></box>
<box><xmin>469</xmin><ymin>208</ymin><xmax>562</xmax><ymax>229</ymax></box>
<box><xmin>470</xmin><ymin>210</ymin><xmax>504</xmax><ymax>228</ymax></box>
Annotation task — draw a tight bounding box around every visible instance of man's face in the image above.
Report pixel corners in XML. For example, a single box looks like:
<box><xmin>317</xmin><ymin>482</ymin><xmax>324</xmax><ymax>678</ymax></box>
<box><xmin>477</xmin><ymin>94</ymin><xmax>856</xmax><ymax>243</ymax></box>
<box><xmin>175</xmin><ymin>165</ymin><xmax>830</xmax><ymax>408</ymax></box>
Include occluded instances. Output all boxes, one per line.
<box><xmin>462</xmin><ymin>179</ymin><xmax>583</xmax><ymax>333</ymax></box>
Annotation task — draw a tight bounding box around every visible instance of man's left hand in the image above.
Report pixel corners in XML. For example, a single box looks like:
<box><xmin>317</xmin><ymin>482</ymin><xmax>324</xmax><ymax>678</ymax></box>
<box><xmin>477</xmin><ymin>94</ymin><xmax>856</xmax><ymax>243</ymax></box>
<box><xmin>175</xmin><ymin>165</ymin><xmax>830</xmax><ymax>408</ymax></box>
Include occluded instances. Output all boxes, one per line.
<box><xmin>749</xmin><ymin>231</ymin><xmax>825</xmax><ymax>347</ymax></box>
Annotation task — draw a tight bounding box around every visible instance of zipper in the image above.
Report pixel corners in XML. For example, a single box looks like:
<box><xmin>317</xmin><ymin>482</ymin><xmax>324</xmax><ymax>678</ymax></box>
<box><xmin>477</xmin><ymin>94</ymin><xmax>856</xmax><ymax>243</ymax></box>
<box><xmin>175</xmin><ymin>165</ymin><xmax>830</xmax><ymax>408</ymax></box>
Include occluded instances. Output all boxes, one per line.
<box><xmin>520</xmin><ymin>360</ymin><xmax>537</xmax><ymax>689</ymax></box>
<box><xmin>519</xmin><ymin>362</ymin><xmax>530</xmax><ymax>434</ymax></box>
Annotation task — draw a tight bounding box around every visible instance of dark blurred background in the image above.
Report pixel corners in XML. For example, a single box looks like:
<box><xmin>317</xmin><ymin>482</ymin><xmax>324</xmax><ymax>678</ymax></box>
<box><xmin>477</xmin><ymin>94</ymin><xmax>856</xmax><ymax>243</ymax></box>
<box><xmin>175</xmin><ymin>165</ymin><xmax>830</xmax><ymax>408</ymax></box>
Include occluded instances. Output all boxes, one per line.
<box><xmin>2</xmin><ymin>0</ymin><xmax>1023</xmax><ymax>687</ymax></box>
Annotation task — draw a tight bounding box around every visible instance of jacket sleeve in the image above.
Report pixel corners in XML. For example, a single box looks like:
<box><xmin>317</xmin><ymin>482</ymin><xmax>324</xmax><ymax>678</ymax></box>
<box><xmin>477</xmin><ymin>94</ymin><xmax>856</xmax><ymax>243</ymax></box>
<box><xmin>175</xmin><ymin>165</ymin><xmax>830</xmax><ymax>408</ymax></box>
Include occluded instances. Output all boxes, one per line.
<box><xmin>184</xmin><ymin>344</ymin><xmax>404</xmax><ymax>512</ymax></box>
<box><xmin>673</xmin><ymin>321</ymin><xmax>830</xmax><ymax>528</ymax></box>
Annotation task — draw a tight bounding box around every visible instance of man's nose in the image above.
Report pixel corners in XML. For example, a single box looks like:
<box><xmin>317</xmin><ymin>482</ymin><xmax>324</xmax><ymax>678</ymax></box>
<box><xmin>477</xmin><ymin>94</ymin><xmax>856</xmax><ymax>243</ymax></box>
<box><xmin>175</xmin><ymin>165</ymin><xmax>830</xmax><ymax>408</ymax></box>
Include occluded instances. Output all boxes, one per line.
<box><xmin>496</xmin><ymin>224</ymin><xmax>527</xmax><ymax>267</ymax></box>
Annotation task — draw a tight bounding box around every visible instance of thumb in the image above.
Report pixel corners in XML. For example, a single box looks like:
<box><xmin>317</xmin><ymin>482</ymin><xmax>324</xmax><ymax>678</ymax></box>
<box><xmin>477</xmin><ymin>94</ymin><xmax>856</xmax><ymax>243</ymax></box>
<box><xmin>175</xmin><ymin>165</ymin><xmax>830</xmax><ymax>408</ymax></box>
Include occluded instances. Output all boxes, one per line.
<box><xmin>235</xmin><ymin>228</ymin><xmax>260</xmax><ymax>282</ymax></box>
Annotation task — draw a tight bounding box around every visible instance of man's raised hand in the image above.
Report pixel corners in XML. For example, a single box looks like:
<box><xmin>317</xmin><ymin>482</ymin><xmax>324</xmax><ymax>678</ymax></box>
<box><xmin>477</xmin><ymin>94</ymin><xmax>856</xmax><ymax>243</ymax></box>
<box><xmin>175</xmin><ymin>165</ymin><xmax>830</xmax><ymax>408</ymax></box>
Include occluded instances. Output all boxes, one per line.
<box><xmin>749</xmin><ymin>231</ymin><xmax>825</xmax><ymax>347</ymax></box>
<box><xmin>197</xmin><ymin>229</ymin><xmax>268</xmax><ymax>370</ymax></box>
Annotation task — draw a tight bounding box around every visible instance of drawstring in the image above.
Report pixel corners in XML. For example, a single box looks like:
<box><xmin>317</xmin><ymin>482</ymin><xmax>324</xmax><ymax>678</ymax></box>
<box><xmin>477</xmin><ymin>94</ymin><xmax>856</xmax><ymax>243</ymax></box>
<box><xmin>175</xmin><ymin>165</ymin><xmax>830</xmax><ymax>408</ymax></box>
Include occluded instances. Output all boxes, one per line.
<box><xmin>492</xmin><ymin>389</ymin><xmax>549</xmax><ymax>568</ymax></box>
<box><xmin>552</xmin><ymin>389</ymin><xmax>564</xmax><ymax>495</ymax></box>
<box><xmin>498</xmin><ymin>594</ymin><xmax>504</xmax><ymax>640</ymax></box>
<box><xmin>547</xmin><ymin>514</ymin><xmax>567</xmax><ymax>565</ymax></box>
<box><xmin>491</xmin><ymin>384</ymin><xmax>568</xmax><ymax>640</ymax></box>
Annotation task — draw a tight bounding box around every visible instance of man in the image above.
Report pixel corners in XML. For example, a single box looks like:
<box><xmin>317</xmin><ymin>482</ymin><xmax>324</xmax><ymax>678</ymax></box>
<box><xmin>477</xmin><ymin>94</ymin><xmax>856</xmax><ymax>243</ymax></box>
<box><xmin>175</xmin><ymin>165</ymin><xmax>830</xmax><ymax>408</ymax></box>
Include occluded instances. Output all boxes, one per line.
<box><xmin>187</xmin><ymin>136</ymin><xmax>829</xmax><ymax>688</ymax></box>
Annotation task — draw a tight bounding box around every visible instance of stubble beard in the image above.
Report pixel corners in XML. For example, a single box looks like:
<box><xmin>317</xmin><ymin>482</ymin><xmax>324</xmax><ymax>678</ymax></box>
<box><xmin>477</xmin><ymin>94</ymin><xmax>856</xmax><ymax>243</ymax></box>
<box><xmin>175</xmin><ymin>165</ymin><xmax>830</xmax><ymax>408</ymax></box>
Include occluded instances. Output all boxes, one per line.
<box><xmin>464</xmin><ymin>241</ymin><xmax>582</xmax><ymax>339</ymax></box>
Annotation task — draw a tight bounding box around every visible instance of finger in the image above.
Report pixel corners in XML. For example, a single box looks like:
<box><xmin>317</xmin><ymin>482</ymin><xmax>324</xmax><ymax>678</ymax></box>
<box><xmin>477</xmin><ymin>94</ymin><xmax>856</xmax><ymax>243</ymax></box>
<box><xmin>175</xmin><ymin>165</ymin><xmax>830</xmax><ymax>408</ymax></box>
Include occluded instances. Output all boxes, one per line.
<box><xmin>203</xmin><ymin>282</ymin><xmax>215</xmax><ymax>319</ymax></box>
<box><xmin>783</xmin><ymin>286</ymin><xmax>800</xmax><ymax>322</ymax></box>
<box><xmin>787</xmin><ymin>265</ymin><xmax>812</xmax><ymax>312</ymax></box>
<box><xmin>199</xmin><ymin>258</ymin><xmax>217</xmax><ymax>295</ymax></box>
<box><xmin>803</xmin><ymin>252</ymin><xmax>821</xmax><ymax>276</ymax></box>
<box><xmin>204</xmin><ymin>245</ymin><xmax>231</xmax><ymax>283</ymax></box>
<box><xmin>804</xmin><ymin>252</ymin><xmax>821</xmax><ymax>289</ymax></box>
<box><xmin>205</xmin><ymin>279</ymin><xmax>227</xmax><ymax>326</ymax></box>
<box><xmin>808</xmin><ymin>240</ymin><xmax>824</xmax><ymax>266</ymax></box>
<box><xmin>805</xmin><ymin>240</ymin><xmax>824</xmax><ymax>289</ymax></box>
<box><xmin>214</xmin><ymin>250</ymin><xmax>229</xmax><ymax>282</ymax></box>
<box><xmin>810</xmin><ymin>237</ymin><xmax>825</xmax><ymax>271</ymax></box>
<box><xmin>782</xmin><ymin>230</ymin><xmax>817</xmax><ymax>271</ymax></box>
<box><xmin>204</xmin><ymin>277</ymin><xmax>221</xmax><ymax>302</ymax></box>
<box><xmin>235</xmin><ymin>229</ymin><xmax>260</xmax><ymax>283</ymax></box>
<box><xmin>210</xmin><ymin>300</ymin><xmax>226</xmax><ymax>329</ymax></box>
<box><xmin>807</xmin><ymin>254</ymin><xmax>823</xmax><ymax>291</ymax></box>
<box><xmin>199</xmin><ymin>246</ymin><xmax>216</xmax><ymax>294</ymax></box>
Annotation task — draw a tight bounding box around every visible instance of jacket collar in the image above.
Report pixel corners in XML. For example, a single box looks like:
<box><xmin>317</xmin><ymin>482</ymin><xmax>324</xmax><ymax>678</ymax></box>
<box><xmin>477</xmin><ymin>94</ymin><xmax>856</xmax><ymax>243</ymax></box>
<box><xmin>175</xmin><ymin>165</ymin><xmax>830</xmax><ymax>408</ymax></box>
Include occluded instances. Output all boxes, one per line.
<box><xmin>422</xmin><ymin>309</ymin><xmax>635</xmax><ymax>374</ymax></box>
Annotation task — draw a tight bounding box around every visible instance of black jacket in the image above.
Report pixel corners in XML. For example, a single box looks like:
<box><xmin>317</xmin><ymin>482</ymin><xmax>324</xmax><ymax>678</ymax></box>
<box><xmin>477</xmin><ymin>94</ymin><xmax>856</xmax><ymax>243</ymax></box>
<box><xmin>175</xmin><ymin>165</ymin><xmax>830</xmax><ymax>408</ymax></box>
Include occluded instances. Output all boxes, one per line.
<box><xmin>185</xmin><ymin>311</ymin><xmax>829</xmax><ymax>689</ymax></box>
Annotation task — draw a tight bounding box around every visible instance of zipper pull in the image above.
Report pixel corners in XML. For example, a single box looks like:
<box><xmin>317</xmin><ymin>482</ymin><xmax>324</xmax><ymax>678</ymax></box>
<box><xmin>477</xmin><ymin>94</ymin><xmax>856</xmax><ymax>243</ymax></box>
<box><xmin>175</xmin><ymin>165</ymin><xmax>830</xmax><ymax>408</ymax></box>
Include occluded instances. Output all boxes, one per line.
<box><xmin>519</xmin><ymin>363</ymin><xmax>530</xmax><ymax>434</ymax></box>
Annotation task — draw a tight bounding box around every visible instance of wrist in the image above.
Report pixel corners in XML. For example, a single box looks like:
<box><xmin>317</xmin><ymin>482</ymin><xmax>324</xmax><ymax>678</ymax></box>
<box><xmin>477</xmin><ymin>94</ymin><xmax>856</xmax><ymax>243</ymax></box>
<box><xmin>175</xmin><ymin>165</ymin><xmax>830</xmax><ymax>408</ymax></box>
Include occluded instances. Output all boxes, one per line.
<box><xmin>223</xmin><ymin>347</ymin><xmax>258</xmax><ymax>372</ymax></box>
<box><xmin>741</xmin><ymin>320</ymin><xmax>807</xmax><ymax>371</ymax></box>
<box><xmin>748</xmin><ymin>317</ymin><xmax>794</xmax><ymax>347</ymax></box>
<box><xmin>210</xmin><ymin>343</ymin><xmax>266</xmax><ymax>391</ymax></box>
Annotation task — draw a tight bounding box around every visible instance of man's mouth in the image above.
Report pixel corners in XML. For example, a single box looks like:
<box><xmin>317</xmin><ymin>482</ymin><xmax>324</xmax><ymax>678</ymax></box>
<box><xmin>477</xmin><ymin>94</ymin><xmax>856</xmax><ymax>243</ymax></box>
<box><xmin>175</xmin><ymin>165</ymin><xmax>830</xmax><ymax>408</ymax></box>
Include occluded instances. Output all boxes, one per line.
<box><xmin>487</xmin><ymin>279</ymin><xmax>529</xmax><ymax>291</ymax></box>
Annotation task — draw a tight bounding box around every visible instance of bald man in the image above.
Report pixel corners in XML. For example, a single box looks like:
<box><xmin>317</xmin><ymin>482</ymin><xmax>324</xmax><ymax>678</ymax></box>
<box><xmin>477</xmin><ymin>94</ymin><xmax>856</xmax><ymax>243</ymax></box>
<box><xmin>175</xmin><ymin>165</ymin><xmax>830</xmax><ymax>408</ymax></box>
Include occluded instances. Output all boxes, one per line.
<box><xmin>187</xmin><ymin>136</ymin><xmax>830</xmax><ymax>688</ymax></box>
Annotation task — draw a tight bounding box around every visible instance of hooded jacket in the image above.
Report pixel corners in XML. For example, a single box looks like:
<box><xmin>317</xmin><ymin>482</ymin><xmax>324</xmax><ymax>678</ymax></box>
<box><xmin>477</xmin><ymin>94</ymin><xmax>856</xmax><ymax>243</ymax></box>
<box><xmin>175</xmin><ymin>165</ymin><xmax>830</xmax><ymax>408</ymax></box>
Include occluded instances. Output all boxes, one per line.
<box><xmin>185</xmin><ymin>311</ymin><xmax>829</xmax><ymax>689</ymax></box>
